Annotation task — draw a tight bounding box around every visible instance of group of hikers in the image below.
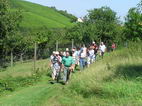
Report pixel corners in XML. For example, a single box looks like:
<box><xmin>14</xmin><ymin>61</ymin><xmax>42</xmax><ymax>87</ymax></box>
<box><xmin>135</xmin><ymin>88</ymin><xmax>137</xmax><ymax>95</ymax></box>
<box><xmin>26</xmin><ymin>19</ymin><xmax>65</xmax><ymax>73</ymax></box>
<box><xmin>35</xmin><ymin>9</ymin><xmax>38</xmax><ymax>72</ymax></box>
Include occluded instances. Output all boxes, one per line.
<box><xmin>50</xmin><ymin>41</ymin><xmax>116</xmax><ymax>85</ymax></box>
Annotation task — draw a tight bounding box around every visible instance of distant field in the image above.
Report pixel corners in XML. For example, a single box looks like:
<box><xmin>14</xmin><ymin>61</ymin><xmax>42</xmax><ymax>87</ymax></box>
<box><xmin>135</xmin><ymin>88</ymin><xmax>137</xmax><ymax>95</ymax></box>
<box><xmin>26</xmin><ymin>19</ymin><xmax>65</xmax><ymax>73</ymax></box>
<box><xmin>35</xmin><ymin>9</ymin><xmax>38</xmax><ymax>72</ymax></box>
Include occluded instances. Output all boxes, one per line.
<box><xmin>9</xmin><ymin>0</ymin><xmax>74</xmax><ymax>29</ymax></box>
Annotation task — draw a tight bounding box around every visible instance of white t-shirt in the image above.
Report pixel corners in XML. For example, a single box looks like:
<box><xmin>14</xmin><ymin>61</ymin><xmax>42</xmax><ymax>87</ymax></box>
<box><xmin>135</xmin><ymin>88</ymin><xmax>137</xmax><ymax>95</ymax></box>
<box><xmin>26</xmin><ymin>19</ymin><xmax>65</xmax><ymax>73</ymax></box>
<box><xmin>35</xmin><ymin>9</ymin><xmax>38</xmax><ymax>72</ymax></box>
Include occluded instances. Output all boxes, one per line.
<box><xmin>88</xmin><ymin>49</ymin><xmax>94</xmax><ymax>57</ymax></box>
<box><xmin>100</xmin><ymin>45</ymin><xmax>106</xmax><ymax>52</ymax></box>
<box><xmin>83</xmin><ymin>47</ymin><xmax>87</xmax><ymax>53</ymax></box>
<box><xmin>80</xmin><ymin>47</ymin><xmax>87</xmax><ymax>58</ymax></box>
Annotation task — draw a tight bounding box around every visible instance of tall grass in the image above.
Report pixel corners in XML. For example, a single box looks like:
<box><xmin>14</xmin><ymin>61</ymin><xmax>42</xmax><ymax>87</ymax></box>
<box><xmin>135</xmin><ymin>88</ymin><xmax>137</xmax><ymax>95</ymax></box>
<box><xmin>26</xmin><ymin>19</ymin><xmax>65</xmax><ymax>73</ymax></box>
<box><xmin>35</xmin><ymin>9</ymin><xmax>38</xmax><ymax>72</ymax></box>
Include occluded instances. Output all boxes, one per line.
<box><xmin>64</xmin><ymin>42</ymin><xmax>142</xmax><ymax>105</ymax></box>
<box><xmin>0</xmin><ymin>59</ymin><xmax>49</xmax><ymax>78</ymax></box>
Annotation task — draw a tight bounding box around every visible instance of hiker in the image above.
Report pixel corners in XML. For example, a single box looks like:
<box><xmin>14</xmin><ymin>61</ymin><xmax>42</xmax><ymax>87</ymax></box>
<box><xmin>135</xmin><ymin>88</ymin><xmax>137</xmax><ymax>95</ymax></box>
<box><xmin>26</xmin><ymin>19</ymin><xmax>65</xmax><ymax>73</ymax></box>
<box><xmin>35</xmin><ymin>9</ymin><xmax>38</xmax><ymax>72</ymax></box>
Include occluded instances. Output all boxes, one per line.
<box><xmin>87</xmin><ymin>46</ymin><xmax>95</xmax><ymax>67</ymax></box>
<box><xmin>99</xmin><ymin>42</ymin><xmax>106</xmax><ymax>59</ymax></box>
<box><xmin>111</xmin><ymin>43</ymin><xmax>116</xmax><ymax>51</ymax></box>
<box><xmin>50</xmin><ymin>51</ymin><xmax>62</xmax><ymax>80</ymax></box>
<box><xmin>59</xmin><ymin>51</ymin><xmax>64</xmax><ymax>58</ymax></box>
<box><xmin>62</xmin><ymin>51</ymin><xmax>75</xmax><ymax>84</ymax></box>
<box><xmin>92</xmin><ymin>41</ymin><xmax>98</xmax><ymax>61</ymax></box>
<box><xmin>63</xmin><ymin>48</ymin><xmax>69</xmax><ymax>56</ymax></box>
<box><xmin>72</xmin><ymin>48</ymin><xmax>80</xmax><ymax>71</ymax></box>
<box><xmin>76</xmin><ymin>47</ymin><xmax>80</xmax><ymax>66</ymax></box>
<box><xmin>79</xmin><ymin>44</ymin><xmax>87</xmax><ymax>69</ymax></box>
<box><xmin>50</xmin><ymin>51</ymin><xmax>56</xmax><ymax>78</ymax></box>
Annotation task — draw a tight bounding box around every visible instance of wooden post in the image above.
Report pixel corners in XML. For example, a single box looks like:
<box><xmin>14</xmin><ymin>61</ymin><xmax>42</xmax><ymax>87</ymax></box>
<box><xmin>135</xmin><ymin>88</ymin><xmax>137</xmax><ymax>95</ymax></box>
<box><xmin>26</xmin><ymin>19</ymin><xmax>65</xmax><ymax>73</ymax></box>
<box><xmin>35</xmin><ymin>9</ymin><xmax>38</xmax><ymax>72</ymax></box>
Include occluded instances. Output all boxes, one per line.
<box><xmin>34</xmin><ymin>42</ymin><xmax>37</xmax><ymax>72</ymax></box>
<box><xmin>56</xmin><ymin>41</ymin><xmax>58</xmax><ymax>51</ymax></box>
<box><xmin>72</xmin><ymin>39</ymin><xmax>74</xmax><ymax>49</ymax></box>
<box><xmin>20</xmin><ymin>53</ymin><xmax>23</xmax><ymax>63</ymax></box>
<box><xmin>11</xmin><ymin>51</ymin><xmax>13</xmax><ymax>67</ymax></box>
<box><xmin>100</xmin><ymin>39</ymin><xmax>101</xmax><ymax>44</ymax></box>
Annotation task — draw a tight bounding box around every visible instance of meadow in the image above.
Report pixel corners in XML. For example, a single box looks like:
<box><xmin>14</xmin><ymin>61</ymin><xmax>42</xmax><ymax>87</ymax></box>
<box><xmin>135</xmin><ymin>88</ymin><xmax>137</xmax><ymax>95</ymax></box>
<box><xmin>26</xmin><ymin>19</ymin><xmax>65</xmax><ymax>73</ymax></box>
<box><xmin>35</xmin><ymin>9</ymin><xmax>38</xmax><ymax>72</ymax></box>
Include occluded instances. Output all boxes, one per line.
<box><xmin>0</xmin><ymin>42</ymin><xmax>142</xmax><ymax>106</ymax></box>
<box><xmin>10</xmin><ymin>0</ymin><xmax>73</xmax><ymax>29</ymax></box>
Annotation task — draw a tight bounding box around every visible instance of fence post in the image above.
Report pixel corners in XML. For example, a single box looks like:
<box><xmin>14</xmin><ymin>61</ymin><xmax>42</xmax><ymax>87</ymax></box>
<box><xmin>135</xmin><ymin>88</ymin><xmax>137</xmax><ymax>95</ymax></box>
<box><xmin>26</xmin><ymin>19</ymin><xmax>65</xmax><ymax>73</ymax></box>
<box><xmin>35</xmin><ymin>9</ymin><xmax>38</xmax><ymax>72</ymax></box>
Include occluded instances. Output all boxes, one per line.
<box><xmin>56</xmin><ymin>40</ymin><xmax>58</xmax><ymax>51</ymax></box>
<box><xmin>100</xmin><ymin>39</ymin><xmax>102</xmax><ymax>44</ymax></box>
<box><xmin>72</xmin><ymin>39</ymin><xmax>74</xmax><ymax>49</ymax></box>
<box><xmin>11</xmin><ymin>51</ymin><xmax>13</xmax><ymax>67</ymax></box>
<box><xmin>20</xmin><ymin>53</ymin><xmax>23</xmax><ymax>63</ymax></box>
<box><xmin>34</xmin><ymin>42</ymin><xmax>37</xmax><ymax>72</ymax></box>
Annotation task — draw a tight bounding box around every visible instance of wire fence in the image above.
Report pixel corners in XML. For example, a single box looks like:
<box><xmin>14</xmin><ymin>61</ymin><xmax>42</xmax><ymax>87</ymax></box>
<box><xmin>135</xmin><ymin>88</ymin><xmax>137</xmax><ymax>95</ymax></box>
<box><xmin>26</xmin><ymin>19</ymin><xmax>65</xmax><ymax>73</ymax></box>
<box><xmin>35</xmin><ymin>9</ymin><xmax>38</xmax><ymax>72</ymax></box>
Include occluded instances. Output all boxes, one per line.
<box><xmin>0</xmin><ymin>39</ymin><xmax>128</xmax><ymax>71</ymax></box>
<box><xmin>0</xmin><ymin>40</ymin><xmax>75</xmax><ymax>71</ymax></box>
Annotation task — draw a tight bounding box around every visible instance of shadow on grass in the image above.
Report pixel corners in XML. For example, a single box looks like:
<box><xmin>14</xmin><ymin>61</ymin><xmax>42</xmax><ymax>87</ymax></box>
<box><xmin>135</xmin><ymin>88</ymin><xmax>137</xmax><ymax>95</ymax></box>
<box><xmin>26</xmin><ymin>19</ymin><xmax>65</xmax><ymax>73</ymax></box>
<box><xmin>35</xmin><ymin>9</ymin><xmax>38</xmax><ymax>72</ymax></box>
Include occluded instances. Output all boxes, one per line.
<box><xmin>105</xmin><ymin>64</ymin><xmax>142</xmax><ymax>81</ymax></box>
<box><xmin>114</xmin><ymin>65</ymin><xmax>142</xmax><ymax>80</ymax></box>
<box><xmin>74</xmin><ymin>86</ymin><xmax>127</xmax><ymax>99</ymax></box>
<box><xmin>116</xmin><ymin>64</ymin><xmax>142</xmax><ymax>79</ymax></box>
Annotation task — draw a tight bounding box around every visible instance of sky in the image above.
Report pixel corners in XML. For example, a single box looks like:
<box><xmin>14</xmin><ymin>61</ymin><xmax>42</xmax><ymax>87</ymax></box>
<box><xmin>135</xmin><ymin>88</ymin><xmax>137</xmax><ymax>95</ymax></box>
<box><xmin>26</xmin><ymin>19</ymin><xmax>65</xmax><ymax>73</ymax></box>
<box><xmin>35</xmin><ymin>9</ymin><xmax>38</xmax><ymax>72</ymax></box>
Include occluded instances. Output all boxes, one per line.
<box><xmin>25</xmin><ymin>0</ymin><xmax>140</xmax><ymax>21</ymax></box>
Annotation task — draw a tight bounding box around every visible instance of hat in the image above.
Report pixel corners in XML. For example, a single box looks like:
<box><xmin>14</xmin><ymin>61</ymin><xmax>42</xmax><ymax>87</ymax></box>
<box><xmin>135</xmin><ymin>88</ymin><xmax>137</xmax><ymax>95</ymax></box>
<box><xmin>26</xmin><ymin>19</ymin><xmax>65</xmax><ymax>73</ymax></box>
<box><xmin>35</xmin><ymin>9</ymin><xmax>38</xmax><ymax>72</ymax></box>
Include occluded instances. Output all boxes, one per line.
<box><xmin>66</xmin><ymin>48</ymin><xmax>69</xmax><ymax>51</ymax></box>
<box><xmin>53</xmin><ymin>51</ymin><xmax>56</xmax><ymax>54</ymax></box>
<box><xmin>101</xmin><ymin>42</ymin><xmax>104</xmax><ymax>44</ymax></box>
<box><xmin>55</xmin><ymin>51</ymin><xmax>59</xmax><ymax>55</ymax></box>
<box><xmin>92</xmin><ymin>41</ymin><xmax>95</xmax><ymax>44</ymax></box>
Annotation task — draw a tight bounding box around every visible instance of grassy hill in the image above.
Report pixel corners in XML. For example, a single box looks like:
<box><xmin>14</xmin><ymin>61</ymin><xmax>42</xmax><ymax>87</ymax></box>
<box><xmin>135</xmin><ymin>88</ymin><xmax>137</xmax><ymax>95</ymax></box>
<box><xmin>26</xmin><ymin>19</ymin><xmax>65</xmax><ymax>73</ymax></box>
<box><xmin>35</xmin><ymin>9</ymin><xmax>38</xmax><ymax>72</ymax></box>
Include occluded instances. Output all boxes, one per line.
<box><xmin>9</xmin><ymin>0</ymin><xmax>74</xmax><ymax>29</ymax></box>
<box><xmin>0</xmin><ymin>42</ymin><xmax>142</xmax><ymax>105</ymax></box>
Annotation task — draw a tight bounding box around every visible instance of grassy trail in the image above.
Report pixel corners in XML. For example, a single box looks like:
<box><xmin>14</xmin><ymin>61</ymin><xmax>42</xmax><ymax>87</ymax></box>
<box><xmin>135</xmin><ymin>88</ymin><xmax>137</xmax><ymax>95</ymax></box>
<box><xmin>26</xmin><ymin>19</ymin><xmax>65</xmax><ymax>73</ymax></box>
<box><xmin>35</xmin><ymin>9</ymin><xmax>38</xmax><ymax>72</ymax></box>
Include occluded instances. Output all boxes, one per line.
<box><xmin>0</xmin><ymin>43</ymin><xmax>142</xmax><ymax>106</ymax></box>
<box><xmin>0</xmin><ymin>77</ymin><xmax>60</xmax><ymax>106</ymax></box>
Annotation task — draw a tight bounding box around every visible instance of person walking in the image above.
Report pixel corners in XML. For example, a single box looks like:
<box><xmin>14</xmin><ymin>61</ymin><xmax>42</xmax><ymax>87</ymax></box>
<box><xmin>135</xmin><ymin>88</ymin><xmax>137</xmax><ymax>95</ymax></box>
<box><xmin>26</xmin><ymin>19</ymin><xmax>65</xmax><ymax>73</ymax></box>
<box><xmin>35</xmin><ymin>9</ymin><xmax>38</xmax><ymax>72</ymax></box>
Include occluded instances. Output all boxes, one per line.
<box><xmin>50</xmin><ymin>51</ymin><xmax>62</xmax><ymax>80</ymax></box>
<box><xmin>62</xmin><ymin>51</ymin><xmax>75</xmax><ymax>84</ymax></box>
<box><xmin>87</xmin><ymin>46</ymin><xmax>95</xmax><ymax>67</ymax></box>
<box><xmin>111</xmin><ymin>43</ymin><xmax>116</xmax><ymax>51</ymax></box>
<box><xmin>92</xmin><ymin>41</ymin><xmax>98</xmax><ymax>61</ymax></box>
<box><xmin>99</xmin><ymin>42</ymin><xmax>106</xmax><ymax>59</ymax></box>
<box><xmin>79</xmin><ymin>44</ymin><xmax>87</xmax><ymax>69</ymax></box>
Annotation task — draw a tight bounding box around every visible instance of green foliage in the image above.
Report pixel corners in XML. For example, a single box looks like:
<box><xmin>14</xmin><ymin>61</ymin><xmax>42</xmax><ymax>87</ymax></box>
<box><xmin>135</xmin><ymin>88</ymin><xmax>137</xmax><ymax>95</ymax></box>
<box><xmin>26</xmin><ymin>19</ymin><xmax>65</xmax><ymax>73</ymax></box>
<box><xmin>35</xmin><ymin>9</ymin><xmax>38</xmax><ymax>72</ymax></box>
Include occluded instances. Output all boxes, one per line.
<box><xmin>88</xmin><ymin>7</ymin><xmax>117</xmax><ymax>22</ymax></box>
<box><xmin>87</xmin><ymin>7</ymin><xmax>123</xmax><ymax>44</ymax></box>
<box><xmin>138</xmin><ymin>0</ymin><xmax>142</xmax><ymax>12</ymax></box>
<box><xmin>66</xmin><ymin>7</ymin><xmax>123</xmax><ymax>46</ymax></box>
<box><xmin>124</xmin><ymin>8</ymin><xmax>142</xmax><ymax>41</ymax></box>
<box><xmin>0</xmin><ymin>0</ymin><xmax>75</xmax><ymax>67</ymax></box>
<box><xmin>0</xmin><ymin>0</ymin><xmax>22</xmax><ymax>66</ymax></box>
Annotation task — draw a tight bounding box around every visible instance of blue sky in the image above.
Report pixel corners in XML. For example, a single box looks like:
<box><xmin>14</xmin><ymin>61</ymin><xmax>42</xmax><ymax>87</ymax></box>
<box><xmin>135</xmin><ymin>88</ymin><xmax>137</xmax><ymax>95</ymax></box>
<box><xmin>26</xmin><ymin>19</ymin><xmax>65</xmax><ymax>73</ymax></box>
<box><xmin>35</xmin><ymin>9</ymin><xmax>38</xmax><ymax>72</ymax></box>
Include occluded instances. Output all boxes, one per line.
<box><xmin>25</xmin><ymin>0</ymin><xmax>140</xmax><ymax>21</ymax></box>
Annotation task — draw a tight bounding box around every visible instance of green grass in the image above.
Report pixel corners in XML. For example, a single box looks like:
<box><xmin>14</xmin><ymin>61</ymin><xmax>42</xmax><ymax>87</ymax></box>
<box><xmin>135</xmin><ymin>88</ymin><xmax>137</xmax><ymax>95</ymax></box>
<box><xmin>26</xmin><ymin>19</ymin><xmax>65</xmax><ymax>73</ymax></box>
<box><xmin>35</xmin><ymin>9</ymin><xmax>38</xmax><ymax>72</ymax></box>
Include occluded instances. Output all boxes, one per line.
<box><xmin>9</xmin><ymin>0</ymin><xmax>74</xmax><ymax>29</ymax></box>
<box><xmin>0</xmin><ymin>59</ymin><xmax>49</xmax><ymax>78</ymax></box>
<box><xmin>0</xmin><ymin>42</ymin><xmax>142</xmax><ymax>106</ymax></box>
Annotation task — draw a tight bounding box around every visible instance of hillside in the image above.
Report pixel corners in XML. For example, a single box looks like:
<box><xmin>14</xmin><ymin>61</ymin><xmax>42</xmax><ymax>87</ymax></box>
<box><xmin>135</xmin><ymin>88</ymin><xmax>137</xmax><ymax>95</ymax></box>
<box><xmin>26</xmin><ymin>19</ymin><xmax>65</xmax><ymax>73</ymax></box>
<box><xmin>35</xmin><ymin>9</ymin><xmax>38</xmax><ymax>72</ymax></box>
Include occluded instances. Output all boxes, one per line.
<box><xmin>9</xmin><ymin>0</ymin><xmax>74</xmax><ymax>29</ymax></box>
<box><xmin>0</xmin><ymin>42</ymin><xmax>142</xmax><ymax>105</ymax></box>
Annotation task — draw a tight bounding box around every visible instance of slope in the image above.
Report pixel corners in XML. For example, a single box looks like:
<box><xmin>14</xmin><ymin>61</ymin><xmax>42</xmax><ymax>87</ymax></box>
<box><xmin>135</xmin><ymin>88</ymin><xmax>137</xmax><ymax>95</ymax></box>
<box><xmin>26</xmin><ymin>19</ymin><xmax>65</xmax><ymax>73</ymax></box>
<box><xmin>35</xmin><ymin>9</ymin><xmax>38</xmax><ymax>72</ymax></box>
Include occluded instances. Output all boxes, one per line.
<box><xmin>9</xmin><ymin>0</ymin><xmax>73</xmax><ymax>29</ymax></box>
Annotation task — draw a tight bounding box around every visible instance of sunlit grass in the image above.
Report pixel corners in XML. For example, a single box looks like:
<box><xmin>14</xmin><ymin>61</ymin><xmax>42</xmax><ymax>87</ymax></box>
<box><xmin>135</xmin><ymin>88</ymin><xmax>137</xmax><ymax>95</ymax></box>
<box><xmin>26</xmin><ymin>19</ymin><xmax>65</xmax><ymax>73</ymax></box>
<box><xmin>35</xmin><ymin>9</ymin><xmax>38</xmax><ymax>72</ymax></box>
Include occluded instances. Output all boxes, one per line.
<box><xmin>0</xmin><ymin>59</ymin><xmax>49</xmax><ymax>78</ymax></box>
<box><xmin>0</xmin><ymin>42</ymin><xmax>142</xmax><ymax>105</ymax></box>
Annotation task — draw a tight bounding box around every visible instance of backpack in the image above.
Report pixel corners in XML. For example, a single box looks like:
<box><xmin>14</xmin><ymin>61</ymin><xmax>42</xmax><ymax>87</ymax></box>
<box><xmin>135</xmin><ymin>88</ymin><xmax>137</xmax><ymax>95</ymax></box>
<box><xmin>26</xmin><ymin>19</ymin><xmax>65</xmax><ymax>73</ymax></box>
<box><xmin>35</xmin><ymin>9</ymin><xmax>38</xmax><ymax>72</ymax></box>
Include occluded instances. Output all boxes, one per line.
<box><xmin>52</xmin><ymin>56</ymin><xmax>58</xmax><ymax>64</ymax></box>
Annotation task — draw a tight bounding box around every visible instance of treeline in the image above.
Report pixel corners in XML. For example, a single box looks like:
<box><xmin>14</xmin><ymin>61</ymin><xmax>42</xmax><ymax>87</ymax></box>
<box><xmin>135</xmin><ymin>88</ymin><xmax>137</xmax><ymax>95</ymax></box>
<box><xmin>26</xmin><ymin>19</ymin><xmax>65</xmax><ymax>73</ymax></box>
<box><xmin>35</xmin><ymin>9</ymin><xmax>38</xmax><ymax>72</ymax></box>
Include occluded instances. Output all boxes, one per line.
<box><xmin>67</xmin><ymin>6</ymin><xmax>142</xmax><ymax>45</ymax></box>
<box><xmin>0</xmin><ymin>0</ymin><xmax>142</xmax><ymax>67</ymax></box>
<box><xmin>50</xmin><ymin>6</ymin><xmax>78</xmax><ymax>22</ymax></box>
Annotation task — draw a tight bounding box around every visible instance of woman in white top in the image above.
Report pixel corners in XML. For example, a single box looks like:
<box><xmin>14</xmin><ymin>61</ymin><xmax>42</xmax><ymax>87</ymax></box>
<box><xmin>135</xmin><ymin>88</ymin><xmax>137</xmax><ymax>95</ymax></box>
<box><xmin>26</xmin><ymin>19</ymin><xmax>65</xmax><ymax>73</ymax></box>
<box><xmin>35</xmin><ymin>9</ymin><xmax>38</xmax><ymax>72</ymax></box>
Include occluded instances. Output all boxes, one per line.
<box><xmin>99</xmin><ymin>42</ymin><xmax>106</xmax><ymax>58</ymax></box>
